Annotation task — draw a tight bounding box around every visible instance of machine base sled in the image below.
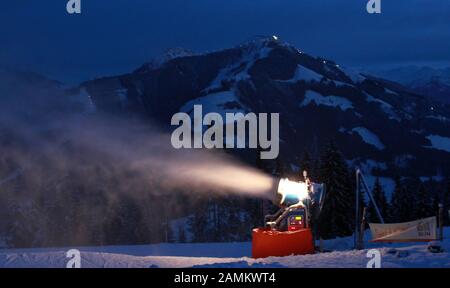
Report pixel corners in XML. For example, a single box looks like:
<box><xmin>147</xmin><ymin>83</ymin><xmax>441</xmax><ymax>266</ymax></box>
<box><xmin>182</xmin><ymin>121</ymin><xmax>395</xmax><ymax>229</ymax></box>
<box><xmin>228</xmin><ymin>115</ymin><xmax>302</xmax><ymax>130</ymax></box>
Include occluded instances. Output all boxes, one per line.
<box><xmin>252</xmin><ymin>227</ymin><xmax>315</xmax><ymax>258</ymax></box>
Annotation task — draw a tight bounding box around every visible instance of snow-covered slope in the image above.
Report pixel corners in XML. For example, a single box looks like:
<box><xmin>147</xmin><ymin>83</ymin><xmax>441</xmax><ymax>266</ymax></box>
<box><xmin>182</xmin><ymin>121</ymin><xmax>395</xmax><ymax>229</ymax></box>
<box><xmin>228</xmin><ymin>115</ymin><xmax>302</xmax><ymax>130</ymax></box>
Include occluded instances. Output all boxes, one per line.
<box><xmin>425</xmin><ymin>135</ymin><xmax>450</xmax><ymax>153</ymax></box>
<box><xmin>1</xmin><ymin>228</ymin><xmax>448</xmax><ymax>268</ymax></box>
<box><xmin>300</xmin><ymin>90</ymin><xmax>354</xmax><ymax>111</ymax></box>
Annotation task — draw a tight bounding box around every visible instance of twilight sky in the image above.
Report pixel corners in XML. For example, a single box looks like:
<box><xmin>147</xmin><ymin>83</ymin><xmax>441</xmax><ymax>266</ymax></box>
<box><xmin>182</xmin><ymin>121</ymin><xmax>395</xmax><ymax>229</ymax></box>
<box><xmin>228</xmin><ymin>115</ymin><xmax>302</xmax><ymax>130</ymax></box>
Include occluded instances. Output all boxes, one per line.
<box><xmin>0</xmin><ymin>0</ymin><xmax>449</xmax><ymax>84</ymax></box>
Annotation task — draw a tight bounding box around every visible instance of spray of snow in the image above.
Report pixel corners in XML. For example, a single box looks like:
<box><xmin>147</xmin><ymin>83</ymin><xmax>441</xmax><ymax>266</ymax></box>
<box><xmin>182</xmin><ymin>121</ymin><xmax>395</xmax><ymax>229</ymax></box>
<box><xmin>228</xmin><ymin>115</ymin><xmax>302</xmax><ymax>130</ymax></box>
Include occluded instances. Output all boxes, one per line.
<box><xmin>0</xmin><ymin>73</ymin><xmax>279</xmax><ymax>247</ymax></box>
<box><xmin>1</xmin><ymin>113</ymin><xmax>276</xmax><ymax>200</ymax></box>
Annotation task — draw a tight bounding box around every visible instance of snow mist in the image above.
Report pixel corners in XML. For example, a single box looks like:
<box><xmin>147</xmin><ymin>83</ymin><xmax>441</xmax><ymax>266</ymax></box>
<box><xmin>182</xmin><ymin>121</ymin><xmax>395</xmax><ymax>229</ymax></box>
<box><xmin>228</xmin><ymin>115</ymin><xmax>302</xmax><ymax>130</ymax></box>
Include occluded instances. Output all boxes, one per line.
<box><xmin>0</xmin><ymin>71</ymin><xmax>278</xmax><ymax>247</ymax></box>
<box><xmin>70</xmin><ymin>117</ymin><xmax>276</xmax><ymax>199</ymax></box>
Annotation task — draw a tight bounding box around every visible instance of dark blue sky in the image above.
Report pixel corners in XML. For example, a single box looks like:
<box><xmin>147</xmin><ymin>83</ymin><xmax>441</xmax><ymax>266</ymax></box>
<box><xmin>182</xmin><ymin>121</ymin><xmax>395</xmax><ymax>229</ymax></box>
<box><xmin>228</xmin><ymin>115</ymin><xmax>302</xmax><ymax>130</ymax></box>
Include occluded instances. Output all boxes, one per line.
<box><xmin>1</xmin><ymin>0</ymin><xmax>449</xmax><ymax>84</ymax></box>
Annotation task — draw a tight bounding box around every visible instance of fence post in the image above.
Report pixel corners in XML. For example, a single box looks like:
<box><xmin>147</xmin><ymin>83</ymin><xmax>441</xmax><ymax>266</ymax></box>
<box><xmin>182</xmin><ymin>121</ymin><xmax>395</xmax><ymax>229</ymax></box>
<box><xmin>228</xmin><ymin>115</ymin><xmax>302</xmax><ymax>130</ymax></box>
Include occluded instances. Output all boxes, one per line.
<box><xmin>358</xmin><ymin>207</ymin><xmax>367</xmax><ymax>249</ymax></box>
<box><xmin>355</xmin><ymin>169</ymin><xmax>360</xmax><ymax>249</ymax></box>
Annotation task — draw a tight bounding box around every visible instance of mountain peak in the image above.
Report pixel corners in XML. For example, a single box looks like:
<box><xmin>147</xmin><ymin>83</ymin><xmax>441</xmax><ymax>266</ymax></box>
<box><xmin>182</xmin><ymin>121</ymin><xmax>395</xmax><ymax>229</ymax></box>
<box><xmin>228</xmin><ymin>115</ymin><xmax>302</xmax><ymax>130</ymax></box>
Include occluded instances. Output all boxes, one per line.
<box><xmin>134</xmin><ymin>47</ymin><xmax>195</xmax><ymax>74</ymax></box>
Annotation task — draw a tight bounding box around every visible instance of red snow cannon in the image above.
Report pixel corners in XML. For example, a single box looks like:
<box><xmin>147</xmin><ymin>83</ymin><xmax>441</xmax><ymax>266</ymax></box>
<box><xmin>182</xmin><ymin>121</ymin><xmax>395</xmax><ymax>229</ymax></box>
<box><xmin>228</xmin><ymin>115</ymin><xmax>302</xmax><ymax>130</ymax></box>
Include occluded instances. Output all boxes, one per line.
<box><xmin>252</xmin><ymin>226</ymin><xmax>314</xmax><ymax>258</ymax></box>
<box><xmin>252</xmin><ymin>175</ymin><xmax>325</xmax><ymax>258</ymax></box>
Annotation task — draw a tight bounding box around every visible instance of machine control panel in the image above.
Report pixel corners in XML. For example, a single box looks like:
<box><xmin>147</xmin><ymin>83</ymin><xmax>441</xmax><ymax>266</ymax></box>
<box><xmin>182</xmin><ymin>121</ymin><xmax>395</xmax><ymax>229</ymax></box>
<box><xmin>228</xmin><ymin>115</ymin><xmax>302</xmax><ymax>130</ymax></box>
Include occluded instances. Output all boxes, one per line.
<box><xmin>288</xmin><ymin>215</ymin><xmax>305</xmax><ymax>231</ymax></box>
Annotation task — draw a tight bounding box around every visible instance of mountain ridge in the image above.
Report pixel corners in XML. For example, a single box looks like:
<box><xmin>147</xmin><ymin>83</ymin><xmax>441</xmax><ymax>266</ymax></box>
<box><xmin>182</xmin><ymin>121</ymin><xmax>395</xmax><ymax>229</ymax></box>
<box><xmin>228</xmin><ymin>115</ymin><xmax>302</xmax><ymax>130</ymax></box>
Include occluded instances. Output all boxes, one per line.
<box><xmin>2</xmin><ymin>38</ymin><xmax>450</xmax><ymax>181</ymax></box>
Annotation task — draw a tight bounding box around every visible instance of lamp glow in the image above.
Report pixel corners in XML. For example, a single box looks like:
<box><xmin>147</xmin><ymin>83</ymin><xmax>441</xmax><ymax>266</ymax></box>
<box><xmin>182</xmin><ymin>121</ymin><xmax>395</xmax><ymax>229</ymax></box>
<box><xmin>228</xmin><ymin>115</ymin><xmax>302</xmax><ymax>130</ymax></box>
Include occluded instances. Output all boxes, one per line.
<box><xmin>277</xmin><ymin>178</ymin><xmax>309</xmax><ymax>206</ymax></box>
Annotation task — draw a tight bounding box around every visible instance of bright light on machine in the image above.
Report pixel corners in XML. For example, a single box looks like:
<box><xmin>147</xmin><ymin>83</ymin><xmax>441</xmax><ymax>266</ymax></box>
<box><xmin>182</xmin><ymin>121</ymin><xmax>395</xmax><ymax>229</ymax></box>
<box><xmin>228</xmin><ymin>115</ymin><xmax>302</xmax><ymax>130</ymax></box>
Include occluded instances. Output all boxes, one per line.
<box><xmin>277</xmin><ymin>178</ymin><xmax>309</xmax><ymax>206</ymax></box>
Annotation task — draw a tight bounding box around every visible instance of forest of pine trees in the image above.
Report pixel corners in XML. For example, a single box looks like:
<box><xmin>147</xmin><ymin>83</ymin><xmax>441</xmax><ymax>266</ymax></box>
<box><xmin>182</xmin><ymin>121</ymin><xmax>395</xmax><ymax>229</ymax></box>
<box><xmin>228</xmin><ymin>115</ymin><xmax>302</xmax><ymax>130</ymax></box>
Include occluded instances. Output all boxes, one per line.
<box><xmin>317</xmin><ymin>142</ymin><xmax>354</xmax><ymax>239</ymax></box>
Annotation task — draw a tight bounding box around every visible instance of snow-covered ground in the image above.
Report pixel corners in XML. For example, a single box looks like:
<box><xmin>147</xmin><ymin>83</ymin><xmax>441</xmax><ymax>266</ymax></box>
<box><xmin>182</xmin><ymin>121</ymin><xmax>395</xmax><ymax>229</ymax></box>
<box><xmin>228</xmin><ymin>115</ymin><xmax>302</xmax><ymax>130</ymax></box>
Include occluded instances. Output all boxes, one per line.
<box><xmin>0</xmin><ymin>228</ymin><xmax>448</xmax><ymax>268</ymax></box>
<box><xmin>180</xmin><ymin>91</ymin><xmax>248</xmax><ymax>119</ymax></box>
<box><xmin>425</xmin><ymin>134</ymin><xmax>450</xmax><ymax>153</ymax></box>
<box><xmin>350</xmin><ymin>127</ymin><xmax>385</xmax><ymax>150</ymax></box>
<box><xmin>339</xmin><ymin>127</ymin><xmax>385</xmax><ymax>151</ymax></box>
<box><xmin>300</xmin><ymin>90</ymin><xmax>354</xmax><ymax>111</ymax></box>
<box><xmin>283</xmin><ymin>65</ymin><xmax>323</xmax><ymax>83</ymax></box>
<box><xmin>365</xmin><ymin>93</ymin><xmax>401</xmax><ymax>121</ymax></box>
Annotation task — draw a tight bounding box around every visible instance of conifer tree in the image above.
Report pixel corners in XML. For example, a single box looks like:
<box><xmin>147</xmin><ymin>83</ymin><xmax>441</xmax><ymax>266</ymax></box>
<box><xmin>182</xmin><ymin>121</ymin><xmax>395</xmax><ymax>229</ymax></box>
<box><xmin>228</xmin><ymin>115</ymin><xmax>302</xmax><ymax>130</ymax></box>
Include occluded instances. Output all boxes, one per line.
<box><xmin>368</xmin><ymin>178</ymin><xmax>389</xmax><ymax>223</ymax></box>
<box><xmin>318</xmin><ymin>142</ymin><xmax>354</xmax><ymax>239</ymax></box>
<box><xmin>390</xmin><ymin>176</ymin><xmax>405</xmax><ymax>222</ymax></box>
<box><xmin>415</xmin><ymin>182</ymin><xmax>433</xmax><ymax>219</ymax></box>
<box><xmin>178</xmin><ymin>225</ymin><xmax>186</xmax><ymax>243</ymax></box>
<box><xmin>431</xmin><ymin>193</ymin><xmax>441</xmax><ymax>224</ymax></box>
<box><xmin>189</xmin><ymin>200</ymin><xmax>210</xmax><ymax>242</ymax></box>
<box><xmin>391</xmin><ymin>176</ymin><xmax>416</xmax><ymax>222</ymax></box>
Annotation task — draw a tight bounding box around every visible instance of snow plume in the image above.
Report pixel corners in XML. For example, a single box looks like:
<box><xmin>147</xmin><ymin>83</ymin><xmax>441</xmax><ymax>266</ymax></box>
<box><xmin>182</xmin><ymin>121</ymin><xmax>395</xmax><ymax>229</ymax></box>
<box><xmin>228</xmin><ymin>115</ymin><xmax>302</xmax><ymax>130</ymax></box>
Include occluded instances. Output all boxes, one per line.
<box><xmin>0</xmin><ymin>72</ymin><xmax>275</xmax><ymax>247</ymax></box>
<box><xmin>0</xmin><ymin>71</ymin><xmax>275</xmax><ymax>199</ymax></box>
<box><xmin>1</xmin><ymin>117</ymin><xmax>275</xmax><ymax>198</ymax></box>
<box><xmin>62</xmin><ymin>117</ymin><xmax>276</xmax><ymax>199</ymax></box>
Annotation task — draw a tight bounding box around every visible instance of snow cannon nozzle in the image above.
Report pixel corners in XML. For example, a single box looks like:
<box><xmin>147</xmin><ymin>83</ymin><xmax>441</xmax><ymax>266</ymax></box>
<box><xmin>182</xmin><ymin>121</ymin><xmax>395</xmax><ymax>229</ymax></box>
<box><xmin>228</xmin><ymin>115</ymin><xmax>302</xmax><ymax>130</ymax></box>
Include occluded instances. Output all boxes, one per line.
<box><xmin>272</xmin><ymin>178</ymin><xmax>310</xmax><ymax>207</ymax></box>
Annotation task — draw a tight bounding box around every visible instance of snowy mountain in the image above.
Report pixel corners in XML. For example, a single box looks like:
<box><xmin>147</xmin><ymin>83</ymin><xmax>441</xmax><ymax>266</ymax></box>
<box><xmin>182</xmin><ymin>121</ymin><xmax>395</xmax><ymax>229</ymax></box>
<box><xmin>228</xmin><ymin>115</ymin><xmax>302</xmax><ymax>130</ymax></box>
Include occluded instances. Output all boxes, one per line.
<box><xmin>1</xmin><ymin>40</ymin><xmax>450</xmax><ymax>250</ymax></box>
<box><xmin>368</xmin><ymin>66</ymin><xmax>450</xmax><ymax>105</ymax></box>
<box><xmin>79</xmin><ymin>38</ymin><xmax>450</xmax><ymax>180</ymax></box>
